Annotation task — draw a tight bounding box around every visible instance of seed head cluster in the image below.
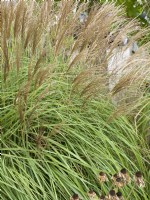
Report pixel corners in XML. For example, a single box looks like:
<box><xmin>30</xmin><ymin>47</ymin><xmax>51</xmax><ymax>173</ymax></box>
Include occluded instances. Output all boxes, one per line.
<box><xmin>70</xmin><ymin>169</ymin><xmax>145</xmax><ymax>199</ymax></box>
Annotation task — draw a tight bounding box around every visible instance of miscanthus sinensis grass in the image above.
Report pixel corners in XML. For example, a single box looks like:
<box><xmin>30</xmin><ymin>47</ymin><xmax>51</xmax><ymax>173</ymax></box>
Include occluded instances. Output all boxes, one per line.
<box><xmin>0</xmin><ymin>0</ymin><xmax>150</xmax><ymax>199</ymax></box>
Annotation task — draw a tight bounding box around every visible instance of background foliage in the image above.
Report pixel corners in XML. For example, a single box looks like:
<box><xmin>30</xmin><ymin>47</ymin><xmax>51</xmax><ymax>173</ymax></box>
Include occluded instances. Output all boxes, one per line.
<box><xmin>36</xmin><ymin>0</ymin><xmax>150</xmax><ymax>25</ymax></box>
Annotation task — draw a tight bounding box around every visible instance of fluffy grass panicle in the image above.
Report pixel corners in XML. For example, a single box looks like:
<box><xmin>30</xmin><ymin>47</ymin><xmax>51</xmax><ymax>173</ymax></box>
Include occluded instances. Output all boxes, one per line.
<box><xmin>0</xmin><ymin>0</ymin><xmax>150</xmax><ymax>200</ymax></box>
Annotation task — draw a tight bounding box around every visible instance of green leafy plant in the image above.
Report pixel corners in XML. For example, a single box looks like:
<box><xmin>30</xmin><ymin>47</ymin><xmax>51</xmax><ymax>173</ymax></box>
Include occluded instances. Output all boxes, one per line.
<box><xmin>1</xmin><ymin>1</ymin><xmax>149</xmax><ymax>200</ymax></box>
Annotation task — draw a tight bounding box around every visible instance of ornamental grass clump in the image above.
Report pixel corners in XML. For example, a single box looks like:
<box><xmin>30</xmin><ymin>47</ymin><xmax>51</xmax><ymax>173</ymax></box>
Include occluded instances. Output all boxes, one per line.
<box><xmin>1</xmin><ymin>0</ymin><xmax>150</xmax><ymax>200</ymax></box>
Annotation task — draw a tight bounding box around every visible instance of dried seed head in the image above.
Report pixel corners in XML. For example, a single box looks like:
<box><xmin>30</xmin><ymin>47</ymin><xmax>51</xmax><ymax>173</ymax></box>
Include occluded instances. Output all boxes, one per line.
<box><xmin>87</xmin><ymin>190</ymin><xmax>97</xmax><ymax>198</ymax></box>
<box><xmin>99</xmin><ymin>172</ymin><xmax>105</xmax><ymax>176</ymax></box>
<box><xmin>112</xmin><ymin>173</ymin><xmax>119</xmax><ymax>181</ymax></box>
<box><xmin>135</xmin><ymin>171</ymin><xmax>142</xmax><ymax>178</ymax></box>
<box><xmin>98</xmin><ymin>172</ymin><xmax>108</xmax><ymax>183</ymax></box>
<box><xmin>116</xmin><ymin>192</ymin><xmax>124</xmax><ymax>200</ymax></box>
<box><xmin>70</xmin><ymin>193</ymin><xmax>79</xmax><ymax>200</ymax></box>
<box><xmin>112</xmin><ymin>173</ymin><xmax>119</xmax><ymax>185</ymax></box>
<box><xmin>116</xmin><ymin>192</ymin><xmax>122</xmax><ymax>197</ymax></box>
<box><xmin>120</xmin><ymin>168</ymin><xmax>127</xmax><ymax>174</ymax></box>
<box><xmin>114</xmin><ymin>177</ymin><xmax>124</xmax><ymax>188</ymax></box>
<box><xmin>109</xmin><ymin>190</ymin><xmax>116</xmax><ymax>196</ymax></box>
<box><xmin>134</xmin><ymin>171</ymin><xmax>145</xmax><ymax>188</ymax></box>
<box><xmin>116</xmin><ymin>177</ymin><xmax>121</xmax><ymax>182</ymax></box>
<box><xmin>119</xmin><ymin>169</ymin><xmax>130</xmax><ymax>184</ymax></box>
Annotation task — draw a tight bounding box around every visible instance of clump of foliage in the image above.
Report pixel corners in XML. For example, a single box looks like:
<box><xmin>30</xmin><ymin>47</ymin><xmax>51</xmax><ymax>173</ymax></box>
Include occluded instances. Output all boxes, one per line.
<box><xmin>1</xmin><ymin>0</ymin><xmax>150</xmax><ymax>200</ymax></box>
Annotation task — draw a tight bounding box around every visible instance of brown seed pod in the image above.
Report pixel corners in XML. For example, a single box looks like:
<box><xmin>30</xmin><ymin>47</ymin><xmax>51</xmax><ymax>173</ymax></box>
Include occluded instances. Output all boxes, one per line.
<box><xmin>98</xmin><ymin>172</ymin><xmax>108</xmax><ymax>183</ymax></box>
<box><xmin>87</xmin><ymin>190</ymin><xmax>97</xmax><ymax>199</ymax></box>
<box><xmin>107</xmin><ymin>190</ymin><xmax>117</xmax><ymax>200</ymax></box>
<box><xmin>114</xmin><ymin>177</ymin><xmax>124</xmax><ymax>188</ymax></box>
<box><xmin>134</xmin><ymin>171</ymin><xmax>145</xmax><ymax>188</ymax></box>
<box><xmin>119</xmin><ymin>168</ymin><xmax>130</xmax><ymax>184</ymax></box>
<box><xmin>116</xmin><ymin>191</ymin><xmax>124</xmax><ymax>200</ymax></box>
<box><xmin>111</xmin><ymin>173</ymin><xmax>119</xmax><ymax>182</ymax></box>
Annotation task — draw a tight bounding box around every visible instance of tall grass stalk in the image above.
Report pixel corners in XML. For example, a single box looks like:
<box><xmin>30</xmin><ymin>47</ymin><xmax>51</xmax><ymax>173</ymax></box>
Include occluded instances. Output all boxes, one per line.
<box><xmin>1</xmin><ymin>1</ymin><xmax>150</xmax><ymax>199</ymax></box>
